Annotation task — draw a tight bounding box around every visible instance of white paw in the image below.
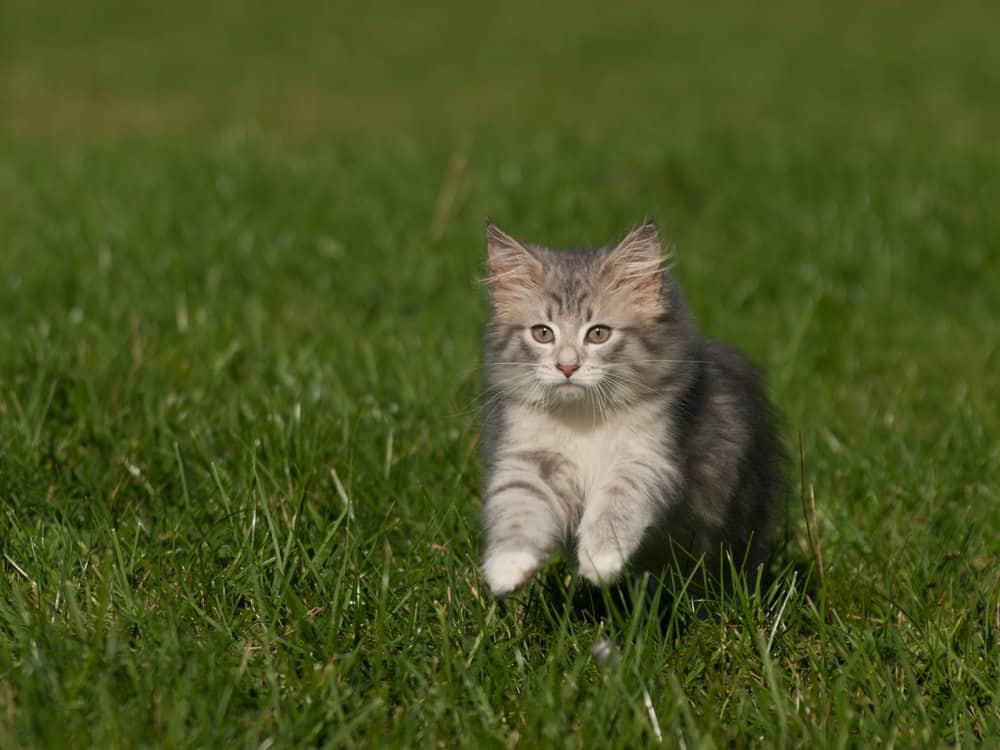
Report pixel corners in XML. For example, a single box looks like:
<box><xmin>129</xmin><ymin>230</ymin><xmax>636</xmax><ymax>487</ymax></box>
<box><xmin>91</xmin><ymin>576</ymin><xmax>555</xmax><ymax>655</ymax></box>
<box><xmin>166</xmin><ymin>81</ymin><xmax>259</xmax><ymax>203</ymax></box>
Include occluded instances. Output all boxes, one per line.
<box><xmin>577</xmin><ymin>544</ymin><xmax>628</xmax><ymax>585</ymax></box>
<box><xmin>483</xmin><ymin>549</ymin><xmax>539</xmax><ymax>596</ymax></box>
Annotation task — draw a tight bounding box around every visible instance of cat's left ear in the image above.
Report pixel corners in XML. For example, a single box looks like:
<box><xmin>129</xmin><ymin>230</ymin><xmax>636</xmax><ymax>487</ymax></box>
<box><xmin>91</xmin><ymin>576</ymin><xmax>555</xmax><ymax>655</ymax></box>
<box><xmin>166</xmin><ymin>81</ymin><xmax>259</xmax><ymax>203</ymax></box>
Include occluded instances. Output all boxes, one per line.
<box><xmin>600</xmin><ymin>223</ymin><xmax>665</xmax><ymax>309</ymax></box>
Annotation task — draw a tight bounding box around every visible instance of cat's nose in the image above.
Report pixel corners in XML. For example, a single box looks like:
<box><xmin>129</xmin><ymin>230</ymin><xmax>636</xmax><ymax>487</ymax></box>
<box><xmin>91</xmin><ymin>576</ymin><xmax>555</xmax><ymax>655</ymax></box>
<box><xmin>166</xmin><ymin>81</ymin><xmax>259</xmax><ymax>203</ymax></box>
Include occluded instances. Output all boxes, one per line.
<box><xmin>556</xmin><ymin>363</ymin><xmax>579</xmax><ymax>378</ymax></box>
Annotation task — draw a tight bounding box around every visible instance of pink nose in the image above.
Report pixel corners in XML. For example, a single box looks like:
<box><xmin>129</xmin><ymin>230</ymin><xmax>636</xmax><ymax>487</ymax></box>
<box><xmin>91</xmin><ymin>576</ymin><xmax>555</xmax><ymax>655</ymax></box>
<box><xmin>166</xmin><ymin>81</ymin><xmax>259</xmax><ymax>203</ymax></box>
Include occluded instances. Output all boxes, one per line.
<box><xmin>556</xmin><ymin>363</ymin><xmax>579</xmax><ymax>378</ymax></box>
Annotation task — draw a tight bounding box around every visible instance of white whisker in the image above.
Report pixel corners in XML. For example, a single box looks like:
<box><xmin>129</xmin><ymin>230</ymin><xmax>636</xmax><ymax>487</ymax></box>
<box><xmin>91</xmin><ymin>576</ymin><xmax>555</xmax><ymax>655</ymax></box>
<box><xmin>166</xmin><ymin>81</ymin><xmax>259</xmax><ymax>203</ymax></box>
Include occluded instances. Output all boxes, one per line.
<box><xmin>602</xmin><ymin>359</ymin><xmax>709</xmax><ymax>366</ymax></box>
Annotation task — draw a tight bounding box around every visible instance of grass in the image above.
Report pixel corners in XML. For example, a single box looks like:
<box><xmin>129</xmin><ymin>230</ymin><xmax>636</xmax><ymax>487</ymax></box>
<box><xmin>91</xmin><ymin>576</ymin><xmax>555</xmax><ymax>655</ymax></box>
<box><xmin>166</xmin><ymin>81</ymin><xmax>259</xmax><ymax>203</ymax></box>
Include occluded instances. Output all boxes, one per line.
<box><xmin>1</xmin><ymin>0</ymin><xmax>999</xmax><ymax>746</ymax></box>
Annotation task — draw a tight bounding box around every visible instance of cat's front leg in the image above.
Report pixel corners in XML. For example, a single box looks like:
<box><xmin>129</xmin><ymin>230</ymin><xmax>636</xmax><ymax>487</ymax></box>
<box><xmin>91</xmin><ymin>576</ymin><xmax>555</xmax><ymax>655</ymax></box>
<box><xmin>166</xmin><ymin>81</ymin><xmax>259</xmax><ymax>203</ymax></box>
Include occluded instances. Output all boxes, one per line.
<box><xmin>576</xmin><ymin>468</ymin><xmax>679</xmax><ymax>585</ymax></box>
<box><xmin>482</xmin><ymin>474</ymin><xmax>566</xmax><ymax>596</ymax></box>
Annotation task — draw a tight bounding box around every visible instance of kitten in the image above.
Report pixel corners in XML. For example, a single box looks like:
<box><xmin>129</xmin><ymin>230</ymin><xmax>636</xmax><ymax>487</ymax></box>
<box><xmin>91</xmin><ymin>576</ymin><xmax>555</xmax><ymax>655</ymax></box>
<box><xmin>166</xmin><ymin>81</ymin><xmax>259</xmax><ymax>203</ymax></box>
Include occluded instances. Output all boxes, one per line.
<box><xmin>480</xmin><ymin>221</ymin><xmax>784</xmax><ymax>597</ymax></box>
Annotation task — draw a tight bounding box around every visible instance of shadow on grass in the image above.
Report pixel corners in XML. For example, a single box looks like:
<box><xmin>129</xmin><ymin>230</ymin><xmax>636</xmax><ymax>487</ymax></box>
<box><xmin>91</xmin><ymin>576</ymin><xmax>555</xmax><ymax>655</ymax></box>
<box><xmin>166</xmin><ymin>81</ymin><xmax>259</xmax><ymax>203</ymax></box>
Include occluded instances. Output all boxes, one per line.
<box><xmin>497</xmin><ymin>547</ymin><xmax>824</xmax><ymax>644</ymax></box>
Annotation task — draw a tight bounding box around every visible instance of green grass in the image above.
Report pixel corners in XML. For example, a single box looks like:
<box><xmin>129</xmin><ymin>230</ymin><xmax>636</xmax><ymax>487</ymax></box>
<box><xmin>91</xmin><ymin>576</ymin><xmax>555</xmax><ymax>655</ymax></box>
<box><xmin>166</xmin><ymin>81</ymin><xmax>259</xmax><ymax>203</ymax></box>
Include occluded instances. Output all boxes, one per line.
<box><xmin>2</xmin><ymin>1</ymin><xmax>999</xmax><ymax>747</ymax></box>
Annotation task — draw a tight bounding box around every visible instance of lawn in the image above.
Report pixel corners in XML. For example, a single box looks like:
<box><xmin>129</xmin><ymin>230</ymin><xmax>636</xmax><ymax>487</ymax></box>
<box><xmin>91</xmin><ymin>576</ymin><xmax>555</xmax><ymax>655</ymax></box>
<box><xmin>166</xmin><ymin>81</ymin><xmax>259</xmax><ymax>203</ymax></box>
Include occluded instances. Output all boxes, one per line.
<box><xmin>1</xmin><ymin>1</ymin><xmax>998</xmax><ymax>747</ymax></box>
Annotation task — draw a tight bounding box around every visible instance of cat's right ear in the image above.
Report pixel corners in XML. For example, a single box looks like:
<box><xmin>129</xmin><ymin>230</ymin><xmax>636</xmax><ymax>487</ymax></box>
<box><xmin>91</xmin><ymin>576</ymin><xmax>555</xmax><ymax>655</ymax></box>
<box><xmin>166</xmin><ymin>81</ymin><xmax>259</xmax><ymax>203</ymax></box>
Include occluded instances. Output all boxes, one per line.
<box><xmin>484</xmin><ymin>220</ymin><xmax>543</xmax><ymax>314</ymax></box>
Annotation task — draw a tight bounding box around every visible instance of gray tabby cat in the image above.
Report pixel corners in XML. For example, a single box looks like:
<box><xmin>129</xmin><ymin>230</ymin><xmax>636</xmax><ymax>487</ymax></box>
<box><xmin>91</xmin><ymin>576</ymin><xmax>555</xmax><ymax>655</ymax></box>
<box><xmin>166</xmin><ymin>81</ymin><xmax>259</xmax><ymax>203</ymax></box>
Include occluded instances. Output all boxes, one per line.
<box><xmin>480</xmin><ymin>221</ymin><xmax>783</xmax><ymax>597</ymax></box>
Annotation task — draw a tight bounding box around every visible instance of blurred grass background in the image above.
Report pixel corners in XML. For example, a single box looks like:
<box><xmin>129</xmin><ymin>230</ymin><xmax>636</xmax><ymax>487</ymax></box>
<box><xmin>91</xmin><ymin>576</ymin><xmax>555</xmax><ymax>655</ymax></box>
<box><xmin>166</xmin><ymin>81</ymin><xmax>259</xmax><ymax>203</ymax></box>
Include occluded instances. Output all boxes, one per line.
<box><xmin>4</xmin><ymin>0</ymin><xmax>998</xmax><ymax>144</ymax></box>
<box><xmin>1</xmin><ymin>0</ymin><xmax>998</xmax><ymax>747</ymax></box>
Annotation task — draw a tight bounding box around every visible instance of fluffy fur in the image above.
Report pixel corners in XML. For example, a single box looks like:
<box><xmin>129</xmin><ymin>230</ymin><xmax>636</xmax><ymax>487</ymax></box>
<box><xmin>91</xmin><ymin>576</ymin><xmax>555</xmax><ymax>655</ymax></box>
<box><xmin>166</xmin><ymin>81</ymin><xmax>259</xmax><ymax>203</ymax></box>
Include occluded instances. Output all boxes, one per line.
<box><xmin>480</xmin><ymin>221</ymin><xmax>784</xmax><ymax>597</ymax></box>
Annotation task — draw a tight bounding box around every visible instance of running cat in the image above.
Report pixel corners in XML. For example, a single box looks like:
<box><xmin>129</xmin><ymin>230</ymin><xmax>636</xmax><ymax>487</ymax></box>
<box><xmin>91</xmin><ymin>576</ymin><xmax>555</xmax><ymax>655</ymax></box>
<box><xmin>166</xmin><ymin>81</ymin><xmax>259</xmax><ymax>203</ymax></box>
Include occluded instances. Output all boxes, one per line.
<box><xmin>480</xmin><ymin>221</ymin><xmax>783</xmax><ymax>596</ymax></box>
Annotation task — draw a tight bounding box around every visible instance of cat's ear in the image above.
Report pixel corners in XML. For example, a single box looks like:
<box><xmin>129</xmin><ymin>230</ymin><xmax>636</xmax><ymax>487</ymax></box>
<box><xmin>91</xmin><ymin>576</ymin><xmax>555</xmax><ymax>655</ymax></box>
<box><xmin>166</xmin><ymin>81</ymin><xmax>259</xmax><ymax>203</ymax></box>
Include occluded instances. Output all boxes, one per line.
<box><xmin>484</xmin><ymin>220</ymin><xmax>543</xmax><ymax>314</ymax></box>
<box><xmin>600</xmin><ymin>223</ymin><xmax>665</xmax><ymax>310</ymax></box>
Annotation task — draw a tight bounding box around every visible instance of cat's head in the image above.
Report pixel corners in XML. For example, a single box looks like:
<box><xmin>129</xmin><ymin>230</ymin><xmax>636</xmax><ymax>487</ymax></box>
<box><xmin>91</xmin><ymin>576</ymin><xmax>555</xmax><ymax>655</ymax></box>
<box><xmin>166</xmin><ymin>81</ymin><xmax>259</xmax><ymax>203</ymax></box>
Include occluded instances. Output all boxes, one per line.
<box><xmin>483</xmin><ymin>221</ymin><xmax>684</xmax><ymax>413</ymax></box>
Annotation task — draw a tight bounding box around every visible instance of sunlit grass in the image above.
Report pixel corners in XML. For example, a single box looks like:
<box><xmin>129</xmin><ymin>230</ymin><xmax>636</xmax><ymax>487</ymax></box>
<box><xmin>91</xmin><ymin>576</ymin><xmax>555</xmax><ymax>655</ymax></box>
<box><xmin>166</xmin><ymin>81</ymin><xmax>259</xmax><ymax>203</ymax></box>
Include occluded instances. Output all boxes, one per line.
<box><xmin>2</xmin><ymin>1</ymin><xmax>999</xmax><ymax>747</ymax></box>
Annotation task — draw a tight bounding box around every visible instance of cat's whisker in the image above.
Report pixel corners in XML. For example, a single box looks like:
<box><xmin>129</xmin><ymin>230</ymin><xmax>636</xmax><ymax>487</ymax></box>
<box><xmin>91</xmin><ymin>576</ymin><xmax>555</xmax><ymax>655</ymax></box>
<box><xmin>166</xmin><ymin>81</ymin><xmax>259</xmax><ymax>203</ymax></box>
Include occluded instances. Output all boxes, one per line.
<box><xmin>594</xmin><ymin>379</ymin><xmax>614</xmax><ymax>423</ymax></box>
<box><xmin>587</xmin><ymin>385</ymin><xmax>601</xmax><ymax>422</ymax></box>
<box><xmin>587</xmin><ymin>382</ymin><xmax>601</xmax><ymax>420</ymax></box>
<box><xmin>603</xmin><ymin>359</ymin><xmax>709</xmax><ymax>366</ymax></box>
<box><xmin>601</xmin><ymin>383</ymin><xmax>614</xmax><ymax>422</ymax></box>
<box><xmin>603</xmin><ymin>370</ymin><xmax>646</xmax><ymax>385</ymax></box>
<box><xmin>477</xmin><ymin>372</ymin><xmax>539</xmax><ymax>412</ymax></box>
<box><xmin>482</xmin><ymin>375</ymin><xmax>537</xmax><ymax>402</ymax></box>
<box><xmin>599</xmin><ymin>369</ymin><xmax>656</xmax><ymax>396</ymax></box>
<box><xmin>530</xmin><ymin>381</ymin><xmax>549</xmax><ymax>411</ymax></box>
<box><xmin>483</xmin><ymin>372</ymin><xmax>536</xmax><ymax>392</ymax></box>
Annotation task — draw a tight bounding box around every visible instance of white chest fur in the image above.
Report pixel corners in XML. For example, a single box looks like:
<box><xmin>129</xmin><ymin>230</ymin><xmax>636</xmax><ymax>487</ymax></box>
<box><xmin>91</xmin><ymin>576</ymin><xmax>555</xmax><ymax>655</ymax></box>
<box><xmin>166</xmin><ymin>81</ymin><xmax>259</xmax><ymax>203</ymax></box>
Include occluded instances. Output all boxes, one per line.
<box><xmin>501</xmin><ymin>401</ymin><xmax>671</xmax><ymax>504</ymax></box>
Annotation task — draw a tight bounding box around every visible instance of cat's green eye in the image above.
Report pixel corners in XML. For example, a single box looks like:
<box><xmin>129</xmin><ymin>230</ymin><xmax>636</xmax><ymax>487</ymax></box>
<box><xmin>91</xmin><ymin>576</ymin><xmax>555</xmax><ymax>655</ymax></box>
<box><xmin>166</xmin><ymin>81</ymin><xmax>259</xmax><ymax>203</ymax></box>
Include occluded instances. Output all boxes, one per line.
<box><xmin>531</xmin><ymin>325</ymin><xmax>555</xmax><ymax>344</ymax></box>
<box><xmin>585</xmin><ymin>325</ymin><xmax>612</xmax><ymax>344</ymax></box>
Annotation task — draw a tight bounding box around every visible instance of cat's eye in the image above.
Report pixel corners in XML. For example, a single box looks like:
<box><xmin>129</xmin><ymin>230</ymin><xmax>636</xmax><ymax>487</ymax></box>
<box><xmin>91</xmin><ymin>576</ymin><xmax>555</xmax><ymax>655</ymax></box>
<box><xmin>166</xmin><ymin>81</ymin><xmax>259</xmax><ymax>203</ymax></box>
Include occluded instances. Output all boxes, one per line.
<box><xmin>585</xmin><ymin>325</ymin><xmax>612</xmax><ymax>344</ymax></box>
<box><xmin>531</xmin><ymin>325</ymin><xmax>555</xmax><ymax>344</ymax></box>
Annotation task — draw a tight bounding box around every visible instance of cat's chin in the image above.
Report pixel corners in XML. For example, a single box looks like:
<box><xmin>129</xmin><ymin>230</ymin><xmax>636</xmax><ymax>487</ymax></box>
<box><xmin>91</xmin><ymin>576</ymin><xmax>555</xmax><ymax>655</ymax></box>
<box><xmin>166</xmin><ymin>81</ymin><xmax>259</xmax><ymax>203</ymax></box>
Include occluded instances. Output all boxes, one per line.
<box><xmin>510</xmin><ymin>384</ymin><xmax>588</xmax><ymax>410</ymax></box>
<box><xmin>549</xmin><ymin>382</ymin><xmax>588</xmax><ymax>402</ymax></box>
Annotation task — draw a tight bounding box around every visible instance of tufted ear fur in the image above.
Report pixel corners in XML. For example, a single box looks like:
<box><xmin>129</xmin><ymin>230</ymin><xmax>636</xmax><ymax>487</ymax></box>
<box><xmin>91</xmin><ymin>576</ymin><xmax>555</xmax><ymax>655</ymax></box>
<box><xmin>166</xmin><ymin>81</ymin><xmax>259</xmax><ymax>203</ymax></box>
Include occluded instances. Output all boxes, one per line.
<box><xmin>484</xmin><ymin>221</ymin><xmax>544</xmax><ymax>317</ymax></box>
<box><xmin>599</xmin><ymin>223</ymin><xmax>665</xmax><ymax>311</ymax></box>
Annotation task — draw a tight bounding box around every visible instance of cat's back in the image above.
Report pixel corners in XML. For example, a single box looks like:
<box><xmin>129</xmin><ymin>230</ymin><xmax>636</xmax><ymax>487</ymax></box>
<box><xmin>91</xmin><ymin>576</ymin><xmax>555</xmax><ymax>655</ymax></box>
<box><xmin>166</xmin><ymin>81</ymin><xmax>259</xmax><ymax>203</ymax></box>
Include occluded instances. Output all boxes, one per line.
<box><xmin>697</xmin><ymin>340</ymin><xmax>780</xmax><ymax>461</ymax></box>
<box><xmin>672</xmin><ymin>339</ymin><xmax>783</xmax><ymax>554</ymax></box>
